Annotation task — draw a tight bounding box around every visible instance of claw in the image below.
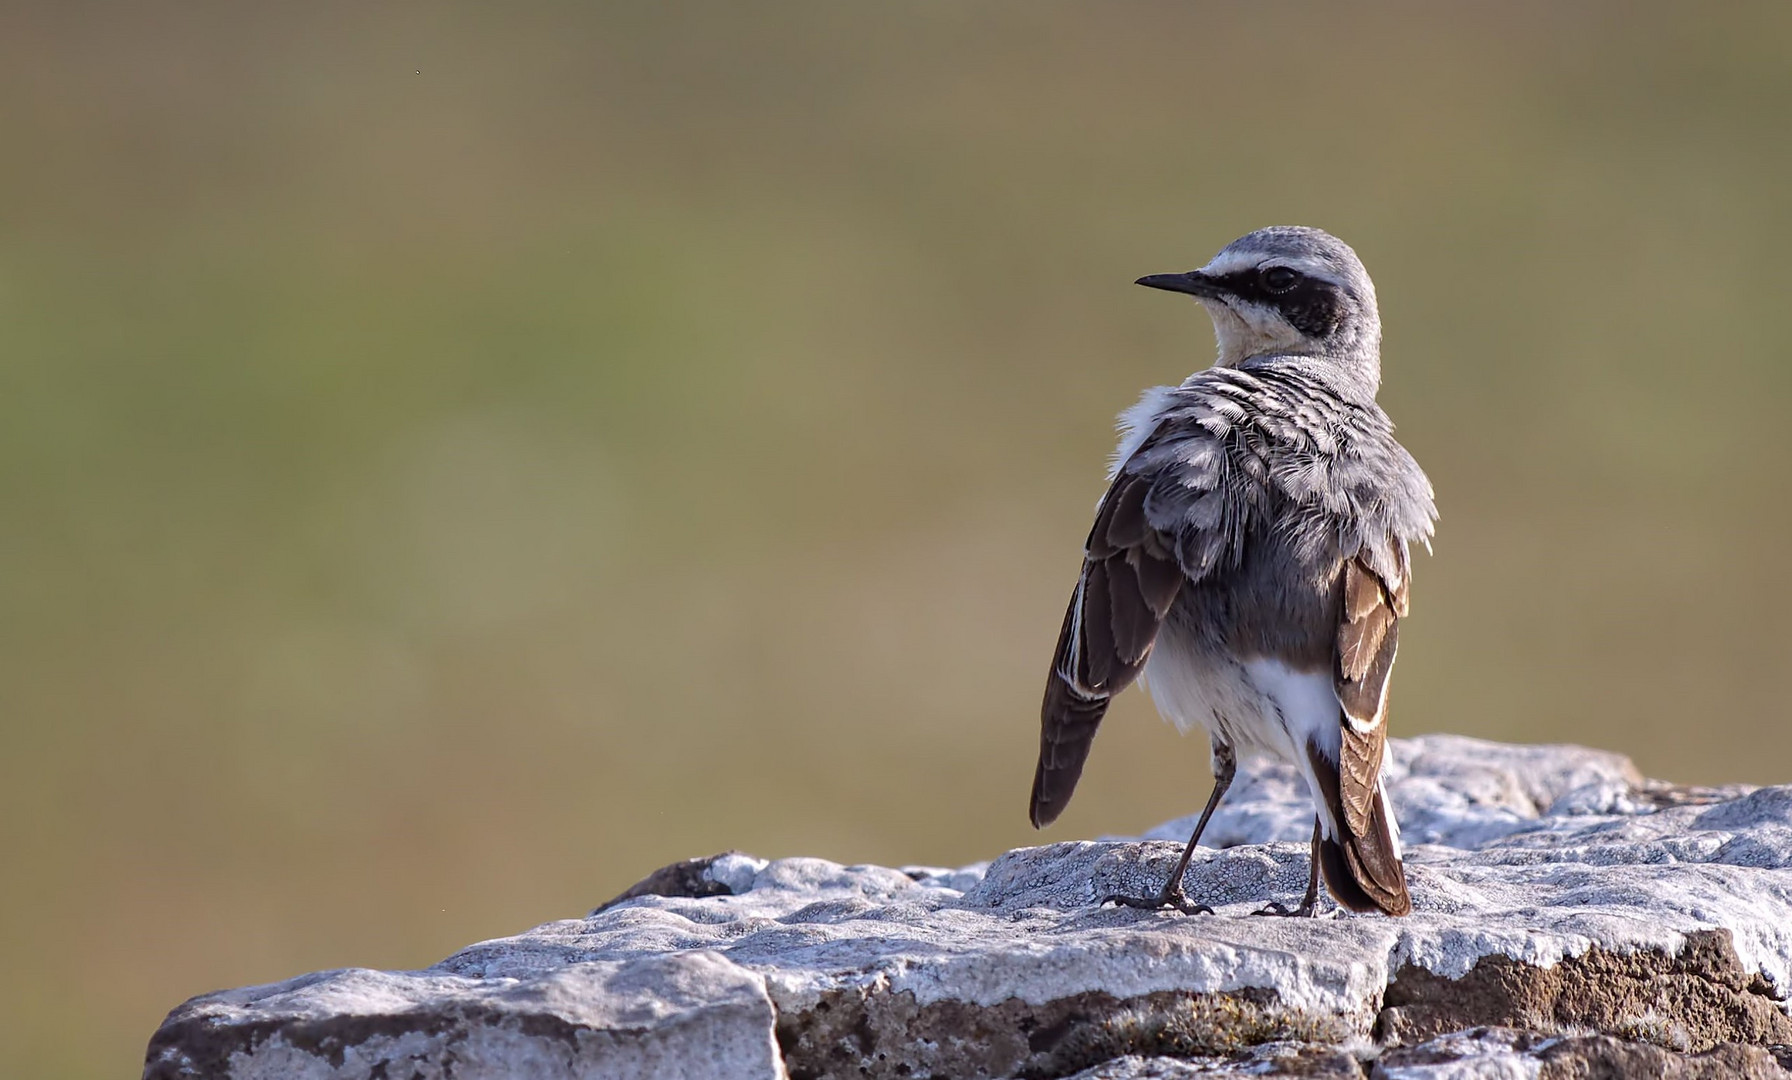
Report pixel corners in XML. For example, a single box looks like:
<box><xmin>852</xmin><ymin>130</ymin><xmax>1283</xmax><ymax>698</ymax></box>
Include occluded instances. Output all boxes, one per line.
<box><xmin>1098</xmin><ymin>890</ymin><xmax>1214</xmax><ymax>916</ymax></box>
<box><xmin>1250</xmin><ymin>900</ymin><xmax>1316</xmax><ymax>918</ymax></box>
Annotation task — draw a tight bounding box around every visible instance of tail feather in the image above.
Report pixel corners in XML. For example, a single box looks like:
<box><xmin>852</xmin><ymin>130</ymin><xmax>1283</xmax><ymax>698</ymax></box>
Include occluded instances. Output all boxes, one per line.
<box><xmin>1317</xmin><ymin>785</ymin><xmax>1410</xmax><ymax>915</ymax></box>
<box><xmin>1306</xmin><ymin>740</ymin><xmax>1410</xmax><ymax>916</ymax></box>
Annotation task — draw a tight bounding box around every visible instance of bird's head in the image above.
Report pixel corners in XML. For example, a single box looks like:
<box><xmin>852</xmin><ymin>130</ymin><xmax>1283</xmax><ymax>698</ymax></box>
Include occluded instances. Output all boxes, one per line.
<box><xmin>1138</xmin><ymin>225</ymin><xmax>1381</xmax><ymax>379</ymax></box>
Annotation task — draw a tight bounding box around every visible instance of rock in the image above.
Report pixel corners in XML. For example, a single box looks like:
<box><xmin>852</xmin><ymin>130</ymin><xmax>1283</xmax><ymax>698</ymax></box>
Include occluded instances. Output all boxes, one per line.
<box><xmin>143</xmin><ymin>952</ymin><xmax>785</xmax><ymax>1080</ymax></box>
<box><xmin>1372</xmin><ymin>1027</ymin><xmax>1792</xmax><ymax>1079</ymax></box>
<box><xmin>144</xmin><ymin>736</ymin><xmax>1792</xmax><ymax>1079</ymax></box>
<box><xmin>1062</xmin><ymin>1044</ymin><xmax>1367</xmax><ymax>1078</ymax></box>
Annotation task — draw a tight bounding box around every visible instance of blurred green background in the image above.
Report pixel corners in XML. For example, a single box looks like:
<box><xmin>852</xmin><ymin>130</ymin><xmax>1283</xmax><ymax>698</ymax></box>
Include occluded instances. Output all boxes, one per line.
<box><xmin>4</xmin><ymin>2</ymin><xmax>1791</xmax><ymax>1075</ymax></box>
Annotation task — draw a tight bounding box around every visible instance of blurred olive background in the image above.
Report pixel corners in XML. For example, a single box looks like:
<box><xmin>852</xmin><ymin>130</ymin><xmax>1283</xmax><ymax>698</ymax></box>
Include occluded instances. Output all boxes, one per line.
<box><xmin>4</xmin><ymin>2</ymin><xmax>1791</xmax><ymax>1075</ymax></box>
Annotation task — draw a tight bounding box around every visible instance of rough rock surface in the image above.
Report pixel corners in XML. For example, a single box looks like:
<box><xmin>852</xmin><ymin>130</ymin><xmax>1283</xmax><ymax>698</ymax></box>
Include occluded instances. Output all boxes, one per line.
<box><xmin>145</xmin><ymin>736</ymin><xmax>1792</xmax><ymax>1079</ymax></box>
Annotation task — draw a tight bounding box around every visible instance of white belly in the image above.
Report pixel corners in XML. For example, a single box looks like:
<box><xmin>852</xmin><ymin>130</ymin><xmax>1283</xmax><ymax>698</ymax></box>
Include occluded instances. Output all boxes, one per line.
<box><xmin>1143</xmin><ymin>641</ymin><xmax>1347</xmax><ymax>836</ymax></box>
<box><xmin>1144</xmin><ymin>645</ymin><xmax>1295</xmax><ymax>759</ymax></box>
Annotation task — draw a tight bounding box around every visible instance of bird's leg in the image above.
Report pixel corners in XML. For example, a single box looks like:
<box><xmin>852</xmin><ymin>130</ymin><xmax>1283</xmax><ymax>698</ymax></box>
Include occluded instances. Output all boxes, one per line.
<box><xmin>1101</xmin><ymin>743</ymin><xmax>1236</xmax><ymax>915</ymax></box>
<box><xmin>1253</xmin><ymin>816</ymin><xmax>1321</xmax><ymax>917</ymax></box>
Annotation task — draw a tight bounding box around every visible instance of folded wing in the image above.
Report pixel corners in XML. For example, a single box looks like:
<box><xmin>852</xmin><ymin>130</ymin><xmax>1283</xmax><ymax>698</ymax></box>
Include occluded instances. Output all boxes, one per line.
<box><xmin>1029</xmin><ymin>422</ymin><xmax>1235</xmax><ymax>828</ymax></box>
<box><xmin>1322</xmin><ymin>547</ymin><xmax>1412</xmax><ymax>915</ymax></box>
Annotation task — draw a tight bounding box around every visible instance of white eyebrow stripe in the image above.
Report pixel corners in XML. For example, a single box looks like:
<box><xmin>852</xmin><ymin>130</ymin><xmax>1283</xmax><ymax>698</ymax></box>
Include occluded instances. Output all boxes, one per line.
<box><xmin>1197</xmin><ymin>251</ymin><xmax>1348</xmax><ymax>289</ymax></box>
<box><xmin>1198</xmin><ymin>249</ymin><xmax>1265</xmax><ymax>276</ymax></box>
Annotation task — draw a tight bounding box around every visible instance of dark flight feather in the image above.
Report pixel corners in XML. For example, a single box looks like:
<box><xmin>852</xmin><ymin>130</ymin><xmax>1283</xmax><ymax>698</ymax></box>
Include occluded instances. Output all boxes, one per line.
<box><xmin>1030</xmin><ymin>470</ymin><xmax>1186</xmax><ymax>828</ymax></box>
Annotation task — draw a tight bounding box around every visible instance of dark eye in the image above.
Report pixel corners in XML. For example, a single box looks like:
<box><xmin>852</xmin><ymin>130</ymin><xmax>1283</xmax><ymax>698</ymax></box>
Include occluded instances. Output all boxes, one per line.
<box><xmin>1261</xmin><ymin>266</ymin><xmax>1299</xmax><ymax>293</ymax></box>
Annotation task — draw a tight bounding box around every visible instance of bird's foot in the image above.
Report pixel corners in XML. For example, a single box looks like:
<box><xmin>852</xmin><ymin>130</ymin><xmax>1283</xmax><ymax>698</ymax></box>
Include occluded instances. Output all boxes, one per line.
<box><xmin>1098</xmin><ymin>888</ymin><xmax>1213</xmax><ymax>916</ymax></box>
<box><xmin>1250</xmin><ymin>899</ymin><xmax>1317</xmax><ymax>918</ymax></box>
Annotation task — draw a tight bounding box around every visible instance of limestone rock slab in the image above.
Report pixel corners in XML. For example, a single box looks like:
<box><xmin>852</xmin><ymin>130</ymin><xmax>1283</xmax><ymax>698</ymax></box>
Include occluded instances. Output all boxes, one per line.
<box><xmin>144</xmin><ymin>736</ymin><xmax>1792</xmax><ymax>1079</ymax></box>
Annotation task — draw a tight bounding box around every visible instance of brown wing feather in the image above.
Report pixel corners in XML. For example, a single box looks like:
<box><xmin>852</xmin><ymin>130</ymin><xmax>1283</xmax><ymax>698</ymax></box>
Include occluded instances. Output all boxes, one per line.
<box><xmin>1030</xmin><ymin>472</ymin><xmax>1182</xmax><ymax>828</ymax></box>
<box><xmin>1335</xmin><ymin>557</ymin><xmax>1402</xmax><ymax>836</ymax></box>
<box><xmin>1323</xmin><ymin>552</ymin><xmax>1410</xmax><ymax>918</ymax></box>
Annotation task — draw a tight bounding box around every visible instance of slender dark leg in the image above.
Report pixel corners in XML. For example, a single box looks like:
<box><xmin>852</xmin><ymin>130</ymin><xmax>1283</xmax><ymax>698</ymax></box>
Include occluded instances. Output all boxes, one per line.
<box><xmin>1100</xmin><ymin>743</ymin><xmax>1236</xmax><ymax>915</ymax></box>
<box><xmin>1253</xmin><ymin>816</ymin><xmax>1321</xmax><ymax>917</ymax></box>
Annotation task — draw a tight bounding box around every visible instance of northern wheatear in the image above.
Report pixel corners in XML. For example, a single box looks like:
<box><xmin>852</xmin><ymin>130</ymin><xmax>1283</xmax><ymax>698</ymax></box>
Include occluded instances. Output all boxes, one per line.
<box><xmin>1031</xmin><ymin>226</ymin><xmax>1435</xmax><ymax>917</ymax></box>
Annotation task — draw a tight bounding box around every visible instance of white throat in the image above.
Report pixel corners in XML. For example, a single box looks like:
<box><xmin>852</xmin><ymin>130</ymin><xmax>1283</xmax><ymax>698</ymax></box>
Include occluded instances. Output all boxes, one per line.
<box><xmin>1201</xmin><ymin>299</ymin><xmax>1306</xmax><ymax>366</ymax></box>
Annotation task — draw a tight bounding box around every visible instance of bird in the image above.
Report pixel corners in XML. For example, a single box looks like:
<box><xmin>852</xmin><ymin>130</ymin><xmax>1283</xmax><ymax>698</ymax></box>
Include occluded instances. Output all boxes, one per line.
<box><xmin>1029</xmin><ymin>225</ymin><xmax>1435</xmax><ymax>918</ymax></box>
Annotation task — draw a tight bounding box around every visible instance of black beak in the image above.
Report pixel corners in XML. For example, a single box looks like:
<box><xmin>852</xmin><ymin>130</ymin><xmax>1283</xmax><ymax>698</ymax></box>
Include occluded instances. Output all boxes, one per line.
<box><xmin>1135</xmin><ymin>271</ymin><xmax>1223</xmax><ymax>299</ymax></box>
